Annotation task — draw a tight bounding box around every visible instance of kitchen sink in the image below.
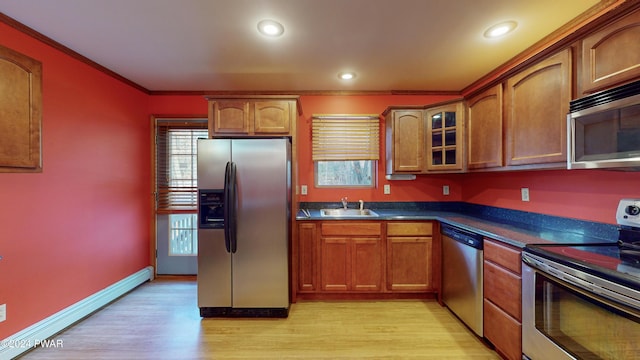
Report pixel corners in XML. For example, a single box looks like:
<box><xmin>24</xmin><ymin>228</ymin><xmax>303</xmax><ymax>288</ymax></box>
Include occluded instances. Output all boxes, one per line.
<box><xmin>320</xmin><ymin>208</ymin><xmax>379</xmax><ymax>217</ymax></box>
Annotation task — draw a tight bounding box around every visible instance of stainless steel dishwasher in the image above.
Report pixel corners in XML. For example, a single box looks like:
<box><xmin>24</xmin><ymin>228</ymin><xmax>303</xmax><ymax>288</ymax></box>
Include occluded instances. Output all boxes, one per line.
<box><xmin>441</xmin><ymin>223</ymin><xmax>484</xmax><ymax>336</ymax></box>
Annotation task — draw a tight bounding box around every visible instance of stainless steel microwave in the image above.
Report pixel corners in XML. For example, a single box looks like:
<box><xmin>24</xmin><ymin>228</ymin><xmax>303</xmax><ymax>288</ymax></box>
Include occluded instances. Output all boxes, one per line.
<box><xmin>568</xmin><ymin>80</ymin><xmax>640</xmax><ymax>170</ymax></box>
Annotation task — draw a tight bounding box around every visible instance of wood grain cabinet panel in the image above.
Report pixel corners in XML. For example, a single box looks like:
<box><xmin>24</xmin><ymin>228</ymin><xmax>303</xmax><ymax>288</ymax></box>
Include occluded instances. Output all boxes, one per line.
<box><xmin>386</xmin><ymin>222</ymin><xmax>436</xmax><ymax>292</ymax></box>
<box><xmin>581</xmin><ymin>10</ymin><xmax>640</xmax><ymax>94</ymax></box>
<box><xmin>387</xmin><ymin>222</ymin><xmax>433</xmax><ymax>236</ymax></box>
<box><xmin>0</xmin><ymin>44</ymin><xmax>42</xmax><ymax>172</ymax></box>
<box><xmin>483</xmin><ymin>238</ymin><xmax>523</xmax><ymax>360</ymax></box>
<box><xmin>387</xmin><ymin>237</ymin><xmax>432</xmax><ymax>291</ymax></box>
<box><xmin>484</xmin><ymin>261</ymin><xmax>521</xmax><ymax>320</ymax></box>
<box><xmin>466</xmin><ymin>84</ymin><xmax>503</xmax><ymax>170</ymax></box>
<box><xmin>484</xmin><ymin>299</ymin><xmax>522</xmax><ymax>360</ymax></box>
<box><xmin>210</xmin><ymin>100</ymin><xmax>250</xmax><ymax>134</ymax></box>
<box><xmin>352</xmin><ymin>238</ymin><xmax>383</xmax><ymax>291</ymax></box>
<box><xmin>483</xmin><ymin>239</ymin><xmax>522</xmax><ymax>275</ymax></box>
<box><xmin>505</xmin><ymin>48</ymin><xmax>571</xmax><ymax>166</ymax></box>
<box><xmin>425</xmin><ymin>101</ymin><xmax>464</xmax><ymax>171</ymax></box>
<box><xmin>300</xmin><ymin>221</ymin><xmax>438</xmax><ymax>297</ymax></box>
<box><xmin>253</xmin><ymin>100</ymin><xmax>292</xmax><ymax>134</ymax></box>
<box><xmin>297</xmin><ymin>222</ymin><xmax>317</xmax><ymax>292</ymax></box>
<box><xmin>319</xmin><ymin>222</ymin><xmax>382</xmax><ymax>292</ymax></box>
<box><xmin>207</xmin><ymin>97</ymin><xmax>297</xmax><ymax>136</ymax></box>
<box><xmin>384</xmin><ymin>109</ymin><xmax>425</xmax><ymax>173</ymax></box>
<box><xmin>320</xmin><ymin>237</ymin><xmax>350</xmax><ymax>291</ymax></box>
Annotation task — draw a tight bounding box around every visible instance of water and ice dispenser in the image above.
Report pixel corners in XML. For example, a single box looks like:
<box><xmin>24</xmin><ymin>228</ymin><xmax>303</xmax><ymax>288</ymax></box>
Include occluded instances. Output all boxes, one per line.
<box><xmin>198</xmin><ymin>190</ymin><xmax>224</xmax><ymax>229</ymax></box>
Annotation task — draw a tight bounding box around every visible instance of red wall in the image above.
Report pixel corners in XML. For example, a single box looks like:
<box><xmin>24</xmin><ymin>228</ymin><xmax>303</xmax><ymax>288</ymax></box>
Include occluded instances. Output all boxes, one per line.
<box><xmin>461</xmin><ymin>169</ymin><xmax>640</xmax><ymax>225</ymax></box>
<box><xmin>297</xmin><ymin>95</ymin><xmax>463</xmax><ymax>203</ymax></box>
<box><xmin>0</xmin><ymin>23</ymin><xmax>151</xmax><ymax>338</ymax></box>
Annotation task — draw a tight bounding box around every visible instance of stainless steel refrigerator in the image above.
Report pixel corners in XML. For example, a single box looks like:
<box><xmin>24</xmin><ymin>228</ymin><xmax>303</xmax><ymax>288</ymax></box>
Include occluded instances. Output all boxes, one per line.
<box><xmin>197</xmin><ymin>138</ymin><xmax>290</xmax><ymax>317</ymax></box>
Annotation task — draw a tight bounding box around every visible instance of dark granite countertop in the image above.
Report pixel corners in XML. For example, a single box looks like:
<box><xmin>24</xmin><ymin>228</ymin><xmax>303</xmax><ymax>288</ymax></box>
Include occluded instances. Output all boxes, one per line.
<box><xmin>296</xmin><ymin>202</ymin><xmax>619</xmax><ymax>249</ymax></box>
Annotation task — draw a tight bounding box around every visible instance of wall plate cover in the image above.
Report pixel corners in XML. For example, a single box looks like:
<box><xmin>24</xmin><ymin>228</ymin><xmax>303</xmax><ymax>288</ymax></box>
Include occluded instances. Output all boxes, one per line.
<box><xmin>0</xmin><ymin>304</ymin><xmax>6</xmax><ymax>322</ymax></box>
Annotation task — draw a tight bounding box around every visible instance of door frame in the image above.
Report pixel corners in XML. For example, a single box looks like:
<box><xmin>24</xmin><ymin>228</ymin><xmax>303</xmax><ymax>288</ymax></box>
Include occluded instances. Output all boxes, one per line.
<box><xmin>150</xmin><ymin>114</ymin><xmax>208</xmax><ymax>276</ymax></box>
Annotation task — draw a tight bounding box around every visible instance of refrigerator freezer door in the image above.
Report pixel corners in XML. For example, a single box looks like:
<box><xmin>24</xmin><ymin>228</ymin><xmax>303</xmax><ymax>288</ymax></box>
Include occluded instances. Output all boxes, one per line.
<box><xmin>231</xmin><ymin>138</ymin><xmax>290</xmax><ymax>309</ymax></box>
<box><xmin>197</xmin><ymin>139</ymin><xmax>232</xmax><ymax>308</ymax></box>
<box><xmin>197</xmin><ymin>139</ymin><xmax>230</xmax><ymax>189</ymax></box>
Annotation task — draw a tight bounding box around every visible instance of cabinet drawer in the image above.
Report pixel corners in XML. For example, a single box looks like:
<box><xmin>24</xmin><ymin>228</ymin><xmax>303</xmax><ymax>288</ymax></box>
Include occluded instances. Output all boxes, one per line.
<box><xmin>484</xmin><ymin>299</ymin><xmax>522</xmax><ymax>360</ymax></box>
<box><xmin>484</xmin><ymin>238</ymin><xmax>522</xmax><ymax>275</ymax></box>
<box><xmin>386</xmin><ymin>222</ymin><xmax>433</xmax><ymax>236</ymax></box>
<box><xmin>321</xmin><ymin>222</ymin><xmax>381</xmax><ymax>236</ymax></box>
<box><xmin>484</xmin><ymin>260</ymin><xmax>521</xmax><ymax>320</ymax></box>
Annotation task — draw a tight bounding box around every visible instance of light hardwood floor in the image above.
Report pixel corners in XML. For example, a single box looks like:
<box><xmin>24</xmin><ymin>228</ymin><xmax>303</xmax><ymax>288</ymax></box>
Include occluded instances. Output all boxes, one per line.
<box><xmin>18</xmin><ymin>277</ymin><xmax>500</xmax><ymax>360</ymax></box>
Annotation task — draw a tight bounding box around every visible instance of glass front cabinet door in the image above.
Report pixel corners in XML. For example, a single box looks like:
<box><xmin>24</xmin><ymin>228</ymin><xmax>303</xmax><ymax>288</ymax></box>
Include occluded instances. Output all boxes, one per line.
<box><xmin>426</xmin><ymin>101</ymin><xmax>464</xmax><ymax>171</ymax></box>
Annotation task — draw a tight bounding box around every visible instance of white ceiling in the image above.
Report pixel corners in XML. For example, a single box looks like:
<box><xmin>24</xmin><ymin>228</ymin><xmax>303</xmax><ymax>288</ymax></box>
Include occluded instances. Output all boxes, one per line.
<box><xmin>0</xmin><ymin>0</ymin><xmax>602</xmax><ymax>93</ymax></box>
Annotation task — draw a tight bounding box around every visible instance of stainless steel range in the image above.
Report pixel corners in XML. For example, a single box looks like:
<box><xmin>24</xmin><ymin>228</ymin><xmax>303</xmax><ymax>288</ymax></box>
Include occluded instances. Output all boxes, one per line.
<box><xmin>521</xmin><ymin>199</ymin><xmax>640</xmax><ymax>360</ymax></box>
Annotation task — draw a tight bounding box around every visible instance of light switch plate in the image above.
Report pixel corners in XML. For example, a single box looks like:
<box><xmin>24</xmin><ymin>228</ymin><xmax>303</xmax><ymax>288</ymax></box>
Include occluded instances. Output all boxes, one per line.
<box><xmin>383</xmin><ymin>184</ymin><xmax>391</xmax><ymax>194</ymax></box>
<box><xmin>0</xmin><ymin>304</ymin><xmax>6</xmax><ymax>322</ymax></box>
<box><xmin>521</xmin><ymin>188</ymin><xmax>530</xmax><ymax>202</ymax></box>
<box><xmin>443</xmin><ymin>185</ymin><xmax>450</xmax><ymax>195</ymax></box>
<box><xmin>301</xmin><ymin>185</ymin><xmax>307</xmax><ymax>195</ymax></box>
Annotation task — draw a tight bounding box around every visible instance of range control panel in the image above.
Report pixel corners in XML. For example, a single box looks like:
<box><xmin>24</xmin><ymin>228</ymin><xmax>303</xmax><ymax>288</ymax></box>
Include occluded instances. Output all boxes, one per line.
<box><xmin>617</xmin><ymin>199</ymin><xmax>640</xmax><ymax>227</ymax></box>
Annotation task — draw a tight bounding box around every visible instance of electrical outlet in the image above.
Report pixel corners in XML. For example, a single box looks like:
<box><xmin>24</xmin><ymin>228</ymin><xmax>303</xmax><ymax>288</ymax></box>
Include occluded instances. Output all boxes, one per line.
<box><xmin>301</xmin><ymin>185</ymin><xmax>307</xmax><ymax>195</ymax></box>
<box><xmin>443</xmin><ymin>185</ymin><xmax>450</xmax><ymax>195</ymax></box>
<box><xmin>521</xmin><ymin>188</ymin><xmax>530</xmax><ymax>202</ymax></box>
<box><xmin>383</xmin><ymin>184</ymin><xmax>391</xmax><ymax>195</ymax></box>
<box><xmin>0</xmin><ymin>304</ymin><xmax>6</xmax><ymax>322</ymax></box>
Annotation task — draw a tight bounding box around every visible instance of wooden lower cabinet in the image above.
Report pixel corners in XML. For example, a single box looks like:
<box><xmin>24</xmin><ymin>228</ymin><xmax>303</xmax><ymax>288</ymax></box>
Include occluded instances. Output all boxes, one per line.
<box><xmin>484</xmin><ymin>299</ymin><xmax>522</xmax><ymax>360</ymax></box>
<box><xmin>296</xmin><ymin>220</ymin><xmax>437</xmax><ymax>298</ymax></box>
<box><xmin>483</xmin><ymin>238</ymin><xmax>523</xmax><ymax>360</ymax></box>
<box><xmin>320</xmin><ymin>222</ymin><xmax>383</xmax><ymax>292</ymax></box>
<box><xmin>297</xmin><ymin>222</ymin><xmax>317</xmax><ymax>292</ymax></box>
<box><xmin>386</xmin><ymin>222</ymin><xmax>435</xmax><ymax>292</ymax></box>
<box><xmin>320</xmin><ymin>237</ymin><xmax>350</xmax><ymax>291</ymax></box>
<box><xmin>320</xmin><ymin>236</ymin><xmax>383</xmax><ymax>292</ymax></box>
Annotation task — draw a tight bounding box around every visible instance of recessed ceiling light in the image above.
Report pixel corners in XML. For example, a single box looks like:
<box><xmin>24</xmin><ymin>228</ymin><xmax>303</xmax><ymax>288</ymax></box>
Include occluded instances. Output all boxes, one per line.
<box><xmin>257</xmin><ymin>20</ymin><xmax>284</xmax><ymax>37</ymax></box>
<box><xmin>484</xmin><ymin>21</ymin><xmax>518</xmax><ymax>38</ymax></box>
<box><xmin>338</xmin><ymin>72</ymin><xmax>356</xmax><ymax>80</ymax></box>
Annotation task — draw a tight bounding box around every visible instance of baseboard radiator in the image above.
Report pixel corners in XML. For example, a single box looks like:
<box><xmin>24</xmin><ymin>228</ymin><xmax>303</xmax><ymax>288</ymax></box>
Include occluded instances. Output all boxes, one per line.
<box><xmin>0</xmin><ymin>266</ymin><xmax>154</xmax><ymax>360</ymax></box>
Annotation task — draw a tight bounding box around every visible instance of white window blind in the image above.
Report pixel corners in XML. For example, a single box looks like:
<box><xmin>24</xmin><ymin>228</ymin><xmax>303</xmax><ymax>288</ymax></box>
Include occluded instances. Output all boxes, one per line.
<box><xmin>156</xmin><ymin>119</ymin><xmax>208</xmax><ymax>213</ymax></box>
<box><xmin>312</xmin><ymin>115</ymin><xmax>380</xmax><ymax>161</ymax></box>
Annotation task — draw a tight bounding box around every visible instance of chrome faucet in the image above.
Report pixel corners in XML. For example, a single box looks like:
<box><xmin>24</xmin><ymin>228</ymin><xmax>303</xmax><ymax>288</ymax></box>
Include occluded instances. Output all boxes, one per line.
<box><xmin>359</xmin><ymin>200</ymin><xmax>364</xmax><ymax>211</ymax></box>
<box><xmin>341</xmin><ymin>197</ymin><xmax>348</xmax><ymax>209</ymax></box>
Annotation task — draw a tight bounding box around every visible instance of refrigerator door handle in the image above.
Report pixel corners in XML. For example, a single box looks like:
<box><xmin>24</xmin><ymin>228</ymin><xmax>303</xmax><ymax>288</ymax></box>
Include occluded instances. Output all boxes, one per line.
<box><xmin>229</xmin><ymin>161</ymin><xmax>238</xmax><ymax>254</ymax></box>
<box><xmin>223</xmin><ymin>161</ymin><xmax>232</xmax><ymax>253</ymax></box>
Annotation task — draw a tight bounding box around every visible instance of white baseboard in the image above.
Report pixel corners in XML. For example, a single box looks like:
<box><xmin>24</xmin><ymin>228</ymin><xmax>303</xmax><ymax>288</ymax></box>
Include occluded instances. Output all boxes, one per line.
<box><xmin>0</xmin><ymin>266</ymin><xmax>154</xmax><ymax>360</ymax></box>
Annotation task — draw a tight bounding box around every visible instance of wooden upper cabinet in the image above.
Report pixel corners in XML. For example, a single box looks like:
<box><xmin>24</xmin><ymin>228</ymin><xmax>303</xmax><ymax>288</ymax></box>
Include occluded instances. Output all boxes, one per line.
<box><xmin>426</xmin><ymin>101</ymin><xmax>464</xmax><ymax>171</ymax></box>
<box><xmin>580</xmin><ymin>10</ymin><xmax>640</xmax><ymax>95</ymax></box>
<box><xmin>211</xmin><ymin>100</ymin><xmax>250</xmax><ymax>134</ymax></box>
<box><xmin>0</xmin><ymin>45</ymin><xmax>42</xmax><ymax>172</ymax></box>
<box><xmin>505</xmin><ymin>48</ymin><xmax>571</xmax><ymax>166</ymax></box>
<box><xmin>207</xmin><ymin>97</ymin><xmax>298</xmax><ymax>137</ymax></box>
<box><xmin>253</xmin><ymin>100</ymin><xmax>292</xmax><ymax>134</ymax></box>
<box><xmin>384</xmin><ymin>108</ymin><xmax>425</xmax><ymax>173</ymax></box>
<box><xmin>466</xmin><ymin>84</ymin><xmax>503</xmax><ymax>170</ymax></box>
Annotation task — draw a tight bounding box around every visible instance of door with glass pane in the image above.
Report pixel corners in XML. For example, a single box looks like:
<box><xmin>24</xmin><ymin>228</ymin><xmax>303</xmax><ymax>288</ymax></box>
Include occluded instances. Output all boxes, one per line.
<box><xmin>154</xmin><ymin>118</ymin><xmax>208</xmax><ymax>275</ymax></box>
<box><xmin>426</xmin><ymin>101</ymin><xmax>464</xmax><ymax>171</ymax></box>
